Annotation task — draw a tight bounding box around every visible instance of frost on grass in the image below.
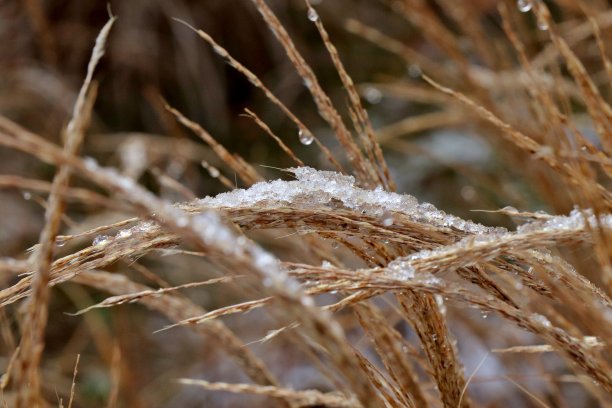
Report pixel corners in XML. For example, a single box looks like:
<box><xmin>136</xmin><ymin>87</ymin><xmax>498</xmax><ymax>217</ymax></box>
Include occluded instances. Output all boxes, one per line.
<box><xmin>72</xmin><ymin>165</ymin><xmax>612</xmax><ymax>290</ymax></box>
<box><xmin>517</xmin><ymin>208</ymin><xmax>612</xmax><ymax>233</ymax></box>
<box><xmin>83</xmin><ymin>157</ymin><xmax>303</xmax><ymax>297</ymax></box>
<box><xmin>193</xmin><ymin>168</ymin><xmax>612</xmax><ymax>286</ymax></box>
<box><xmin>93</xmin><ymin>163</ymin><xmax>610</xmax><ymax>291</ymax></box>
<box><xmin>198</xmin><ymin>167</ymin><xmax>498</xmax><ymax>234</ymax></box>
<box><xmin>383</xmin><ymin>208</ymin><xmax>612</xmax><ymax>283</ymax></box>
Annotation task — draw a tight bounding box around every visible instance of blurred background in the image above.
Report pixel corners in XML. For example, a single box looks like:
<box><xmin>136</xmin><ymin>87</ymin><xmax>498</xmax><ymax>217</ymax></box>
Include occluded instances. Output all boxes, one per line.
<box><xmin>0</xmin><ymin>0</ymin><xmax>514</xmax><ymax>259</ymax></box>
<box><xmin>1</xmin><ymin>0</ymin><xmax>609</xmax><ymax>406</ymax></box>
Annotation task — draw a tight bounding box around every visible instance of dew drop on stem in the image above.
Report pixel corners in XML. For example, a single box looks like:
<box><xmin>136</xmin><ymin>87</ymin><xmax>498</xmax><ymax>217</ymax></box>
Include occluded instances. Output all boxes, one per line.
<box><xmin>407</xmin><ymin>64</ymin><xmax>422</xmax><ymax>78</ymax></box>
<box><xmin>363</xmin><ymin>86</ymin><xmax>382</xmax><ymax>104</ymax></box>
<box><xmin>517</xmin><ymin>0</ymin><xmax>532</xmax><ymax>13</ymax></box>
<box><xmin>381</xmin><ymin>211</ymin><xmax>394</xmax><ymax>226</ymax></box>
<box><xmin>460</xmin><ymin>185</ymin><xmax>476</xmax><ymax>201</ymax></box>
<box><xmin>298</xmin><ymin>129</ymin><xmax>314</xmax><ymax>145</ymax></box>
<box><xmin>307</xmin><ymin>7</ymin><xmax>319</xmax><ymax>22</ymax></box>
<box><xmin>208</xmin><ymin>167</ymin><xmax>220</xmax><ymax>178</ymax></box>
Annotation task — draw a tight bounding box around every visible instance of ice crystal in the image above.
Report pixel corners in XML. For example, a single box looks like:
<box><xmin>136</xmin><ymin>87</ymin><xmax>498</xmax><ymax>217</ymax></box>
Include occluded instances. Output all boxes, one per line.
<box><xmin>198</xmin><ymin>167</ymin><xmax>496</xmax><ymax>235</ymax></box>
<box><xmin>387</xmin><ymin>258</ymin><xmax>415</xmax><ymax>280</ymax></box>
<box><xmin>93</xmin><ymin>235</ymin><xmax>111</xmax><ymax>247</ymax></box>
<box><xmin>517</xmin><ymin>208</ymin><xmax>612</xmax><ymax>234</ymax></box>
<box><xmin>532</xmin><ymin>313</ymin><xmax>551</xmax><ymax>328</ymax></box>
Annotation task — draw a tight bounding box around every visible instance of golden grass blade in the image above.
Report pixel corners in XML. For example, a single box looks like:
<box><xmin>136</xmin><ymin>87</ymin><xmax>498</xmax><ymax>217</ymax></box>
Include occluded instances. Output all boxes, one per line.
<box><xmin>73</xmin><ymin>271</ymin><xmax>283</xmax><ymax>392</ymax></box>
<box><xmin>12</xmin><ymin>15</ymin><xmax>115</xmax><ymax>407</ymax></box>
<box><xmin>306</xmin><ymin>1</ymin><xmax>394</xmax><ymax>190</ymax></box>
<box><xmin>355</xmin><ymin>303</ymin><xmax>428</xmax><ymax>408</ymax></box>
<box><xmin>172</xmin><ymin>18</ymin><xmax>344</xmax><ymax>174</ymax></box>
<box><xmin>67</xmin><ymin>354</ymin><xmax>80</xmax><ymax>408</ymax></box>
<box><xmin>243</xmin><ymin>108</ymin><xmax>304</xmax><ymax>167</ymax></box>
<box><xmin>249</xmin><ymin>0</ymin><xmax>378</xmax><ymax>188</ymax></box>
<box><xmin>3</xmin><ymin>4</ymin><xmax>612</xmax><ymax>404</ymax></box>
<box><xmin>164</xmin><ymin>102</ymin><xmax>263</xmax><ymax>186</ymax></box>
<box><xmin>177</xmin><ymin>379</ymin><xmax>361</xmax><ymax>408</ymax></box>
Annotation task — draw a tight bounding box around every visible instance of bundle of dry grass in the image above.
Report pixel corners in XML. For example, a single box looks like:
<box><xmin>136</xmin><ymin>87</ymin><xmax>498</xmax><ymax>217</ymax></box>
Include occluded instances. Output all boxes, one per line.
<box><xmin>0</xmin><ymin>0</ymin><xmax>611</xmax><ymax>407</ymax></box>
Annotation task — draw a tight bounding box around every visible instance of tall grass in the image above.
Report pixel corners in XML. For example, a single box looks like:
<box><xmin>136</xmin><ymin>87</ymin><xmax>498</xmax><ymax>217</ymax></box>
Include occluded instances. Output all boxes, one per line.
<box><xmin>0</xmin><ymin>0</ymin><xmax>610</xmax><ymax>406</ymax></box>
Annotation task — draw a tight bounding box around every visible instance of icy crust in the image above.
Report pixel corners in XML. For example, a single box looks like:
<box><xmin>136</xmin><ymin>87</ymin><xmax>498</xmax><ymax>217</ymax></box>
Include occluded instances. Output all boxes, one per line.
<box><xmin>198</xmin><ymin>167</ymin><xmax>500</xmax><ymax>235</ymax></box>
<box><xmin>84</xmin><ymin>158</ymin><xmax>297</xmax><ymax>292</ymax></box>
<box><xmin>517</xmin><ymin>208</ymin><xmax>612</xmax><ymax>234</ymax></box>
<box><xmin>386</xmin><ymin>208</ymin><xmax>612</xmax><ymax>281</ymax></box>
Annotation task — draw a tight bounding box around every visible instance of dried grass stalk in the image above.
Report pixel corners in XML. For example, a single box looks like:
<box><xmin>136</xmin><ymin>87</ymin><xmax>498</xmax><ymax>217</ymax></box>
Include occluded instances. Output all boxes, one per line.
<box><xmin>12</xmin><ymin>16</ymin><xmax>115</xmax><ymax>407</ymax></box>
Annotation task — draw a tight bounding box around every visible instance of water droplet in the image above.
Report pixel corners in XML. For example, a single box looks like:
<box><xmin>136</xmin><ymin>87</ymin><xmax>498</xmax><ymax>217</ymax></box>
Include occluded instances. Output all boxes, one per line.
<box><xmin>407</xmin><ymin>64</ymin><xmax>422</xmax><ymax>78</ymax></box>
<box><xmin>321</xmin><ymin>260</ymin><xmax>333</xmax><ymax>269</ymax></box>
<box><xmin>331</xmin><ymin>241</ymin><xmax>339</xmax><ymax>249</ymax></box>
<box><xmin>460</xmin><ymin>185</ymin><xmax>476</xmax><ymax>201</ymax></box>
<box><xmin>381</xmin><ymin>212</ymin><xmax>394</xmax><ymax>226</ymax></box>
<box><xmin>482</xmin><ymin>313</ymin><xmax>488</xmax><ymax>319</ymax></box>
<box><xmin>363</xmin><ymin>86</ymin><xmax>383</xmax><ymax>104</ymax></box>
<box><xmin>298</xmin><ymin>129</ymin><xmax>314</xmax><ymax>145</ymax></box>
<box><xmin>22</xmin><ymin>191</ymin><xmax>31</xmax><ymax>200</ymax></box>
<box><xmin>435</xmin><ymin>294</ymin><xmax>447</xmax><ymax>314</ymax></box>
<box><xmin>93</xmin><ymin>235</ymin><xmax>110</xmax><ymax>247</ymax></box>
<box><xmin>301</xmin><ymin>296</ymin><xmax>314</xmax><ymax>307</ymax></box>
<box><xmin>55</xmin><ymin>237</ymin><xmax>66</xmax><ymax>247</ymax></box>
<box><xmin>537</xmin><ymin>19</ymin><xmax>549</xmax><ymax>31</ymax></box>
<box><xmin>533</xmin><ymin>313</ymin><xmax>551</xmax><ymax>327</ymax></box>
<box><xmin>517</xmin><ymin>0</ymin><xmax>532</xmax><ymax>12</ymax></box>
<box><xmin>159</xmin><ymin>248</ymin><xmax>181</xmax><ymax>257</ymax></box>
<box><xmin>201</xmin><ymin>160</ymin><xmax>221</xmax><ymax>178</ymax></box>
<box><xmin>208</xmin><ymin>167</ymin><xmax>220</xmax><ymax>178</ymax></box>
<box><xmin>83</xmin><ymin>156</ymin><xmax>99</xmax><ymax>170</ymax></box>
<box><xmin>134</xmin><ymin>221</ymin><xmax>154</xmax><ymax>233</ymax></box>
<box><xmin>307</xmin><ymin>7</ymin><xmax>319</xmax><ymax>22</ymax></box>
